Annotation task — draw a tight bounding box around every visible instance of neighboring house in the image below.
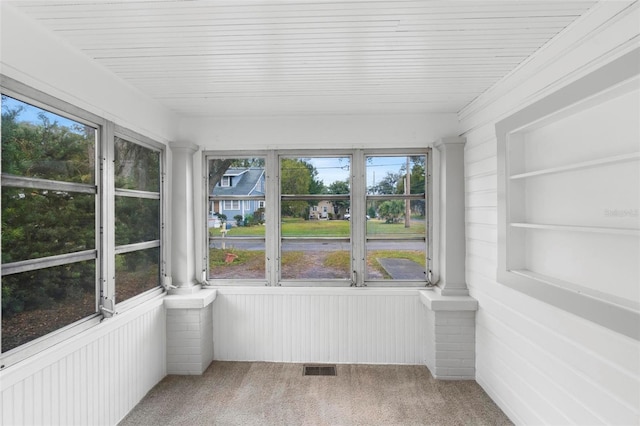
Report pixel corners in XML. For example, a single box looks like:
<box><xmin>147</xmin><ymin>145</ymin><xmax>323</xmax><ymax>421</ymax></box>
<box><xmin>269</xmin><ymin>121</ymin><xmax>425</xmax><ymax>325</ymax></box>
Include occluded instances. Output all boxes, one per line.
<box><xmin>309</xmin><ymin>200</ymin><xmax>348</xmax><ymax>219</ymax></box>
<box><xmin>309</xmin><ymin>201</ymin><xmax>331</xmax><ymax>219</ymax></box>
<box><xmin>211</xmin><ymin>168</ymin><xmax>265</xmax><ymax>225</ymax></box>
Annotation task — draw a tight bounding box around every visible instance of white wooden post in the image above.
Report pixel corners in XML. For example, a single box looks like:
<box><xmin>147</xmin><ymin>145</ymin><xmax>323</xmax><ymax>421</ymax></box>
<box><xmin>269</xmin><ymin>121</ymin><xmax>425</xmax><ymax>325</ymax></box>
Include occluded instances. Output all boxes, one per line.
<box><xmin>169</xmin><ymin>141</ymin><xmax>200</xmax><ymax>294</ymax></box>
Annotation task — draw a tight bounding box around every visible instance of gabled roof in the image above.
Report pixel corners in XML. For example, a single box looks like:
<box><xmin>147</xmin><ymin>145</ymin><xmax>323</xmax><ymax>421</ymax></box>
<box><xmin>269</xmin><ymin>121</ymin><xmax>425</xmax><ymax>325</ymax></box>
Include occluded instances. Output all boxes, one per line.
<box><xmin>212</xmin><ymin>168</ymin><xmax>265</xmax><ymax>196</ymax></box>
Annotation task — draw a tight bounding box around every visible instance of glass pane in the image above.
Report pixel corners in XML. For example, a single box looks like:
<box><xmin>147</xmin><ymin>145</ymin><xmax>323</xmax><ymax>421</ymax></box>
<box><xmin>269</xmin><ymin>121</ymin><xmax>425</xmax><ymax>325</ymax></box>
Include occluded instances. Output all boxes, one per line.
<box><xmin>1</xmin><ymin>260</ymin><xmax>96</xmax><ymax>352</ymax></box>
<box><xmin>366</xmin><ymin>243</ymin><xmax>426</xmax><ymax>280</ymax></box>
<box><xmin>366</xmin><ymin>199</ymin><xmax>427</xmax><ymax>281</ymax></box>
<box><xmin>116</xmin><ymin>247</ymin><xmax>160</xmax><ymax>304</ymax></box>
<box><xmin>115</xmin><ymin>196</ymin><xmax>160</xmax><ymax>245</ymax></box>
<box><xmin>366</xmin><ymin>199</ymin><xmax>425</xmax><ymax>237</ymax></box>
<box><xmin>114</xmin><ymin>137</ymin><xmax>160</xmax><ymax>192</ymax></box>
<box><xmin>280</xmin><ymin>156</ymin><xmax>350</xmax><ymax>196</ymax></box>
<box><xmin>208</xmin><ymin>157</ymin><xmax>266</xmax><ymax>280</ymax></box>
<box><xmin>208</xmin><ymin>243</ymin><xmax>265</xmax><ymax>280</ymax></box>
<box><xmin>367</xmin><ymin>155</ymin><xmax>426</xmax><ymax>195</ymax></box>
<box><xmin>281</xmin><ymin>241</ymin><xmax>350</xmax><ymax>280</ymax></box>
<box><xmin>1</xmin><ymin>187</ymin><xmax>95</xmax><ymax>264</ymax></box>
<box><xmin>1</xmin><ymin>95</ymin><xmax>96</xmax><ymax>184</ymax></box>
<box><xmin>209</xmin><ymin>157</ymin><xmax>265</xmax><ymax>223</ymax></box>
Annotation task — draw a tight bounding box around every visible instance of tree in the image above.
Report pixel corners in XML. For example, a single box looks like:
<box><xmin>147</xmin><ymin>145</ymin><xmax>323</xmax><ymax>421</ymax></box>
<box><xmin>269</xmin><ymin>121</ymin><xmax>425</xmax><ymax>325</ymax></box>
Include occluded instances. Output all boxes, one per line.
<box><xmin>327</xmin><ymin>180</ymin><xmax>350</xmax><ymax>218</ymax></box>
<box><xmin>2</xmin><ymin>99</ymin><xmax>96</xmax><ymax>317</ymax></box>
<box><xmin>303</xmin><ymin>160</ymin><xmax>325</xmax><ymax>195</ymax></box>
<box><xmin>281</xmin><ymin>158</ymin><xmax>314</xmax><ymax>218</ymax></box>
<box><xmin>378</xmin><ymin>200</ymin><xmax>405</xmax><ymax>223</ymax></box>
<box><xmin>370</xmin><ymin>172</ymin><xmax>402</xmax><ymax>195</ymax></box>
<box><xmin>115</xmin><ymin>137</ymin><xmax>160</xmax><ymax>191</ymax></box>
<box><xmin>396</xmin><ymin>157</ymin><xmax>426</xmax><ymax>217</ymax></box>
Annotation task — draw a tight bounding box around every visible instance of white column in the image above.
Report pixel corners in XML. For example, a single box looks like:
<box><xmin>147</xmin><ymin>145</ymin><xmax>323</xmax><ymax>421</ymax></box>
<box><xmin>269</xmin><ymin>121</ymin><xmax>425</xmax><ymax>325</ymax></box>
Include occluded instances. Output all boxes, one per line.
<box><xmin>420</xmin><ymin>137</ymin><xmax>477</xmax><ymax>380</ymax></box>
<box><xmin>169</xmin><ymin>141</ymin><xmax>200</xmax><ymax>294</ymax></box>
<box><xmin>434</xmin><ymin>137</ymin><xmax>468</xmax><ymax>296</ymax></box>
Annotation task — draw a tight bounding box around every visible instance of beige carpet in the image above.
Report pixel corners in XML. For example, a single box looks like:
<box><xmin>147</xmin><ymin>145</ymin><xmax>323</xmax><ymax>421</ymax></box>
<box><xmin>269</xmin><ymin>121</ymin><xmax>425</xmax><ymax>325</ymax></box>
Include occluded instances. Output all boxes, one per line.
<box><xmin>119</xmin><ymin>362</ymin><xmax>512</xmax><ymax>426</ymax></box>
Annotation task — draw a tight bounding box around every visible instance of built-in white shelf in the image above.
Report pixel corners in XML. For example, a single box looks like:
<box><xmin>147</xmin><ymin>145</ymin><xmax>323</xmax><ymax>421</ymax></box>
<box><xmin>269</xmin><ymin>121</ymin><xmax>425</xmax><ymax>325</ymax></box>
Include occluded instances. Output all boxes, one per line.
<box><xmin>509</xmin><ymin>152</ymin><xmax>640</xmax><ymax>180</ymax></box>
<box><xmin>510</xmin><ymin>222</ymin><xmax>640</xmax><ymax>236</ymax></box>
<box><xmin>510</xmin><ymin>269</ymin><xmax>640</xmax><ymax>312</ymax></box>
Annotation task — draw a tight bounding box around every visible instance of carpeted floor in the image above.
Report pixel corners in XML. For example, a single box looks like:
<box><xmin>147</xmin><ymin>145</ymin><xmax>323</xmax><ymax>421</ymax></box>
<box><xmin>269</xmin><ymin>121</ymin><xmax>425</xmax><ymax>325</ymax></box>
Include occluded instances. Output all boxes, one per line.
<box><xmin>119</xmin><ymin>361</ymin><xmax>512</xmax><ymax>426</ymax></box>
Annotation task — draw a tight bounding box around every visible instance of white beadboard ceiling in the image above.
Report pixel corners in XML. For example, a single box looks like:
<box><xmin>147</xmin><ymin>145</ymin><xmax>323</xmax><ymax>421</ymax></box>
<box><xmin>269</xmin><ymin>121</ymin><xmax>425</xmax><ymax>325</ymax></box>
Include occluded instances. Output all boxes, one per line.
<box><xmin>8</xmin><ymin>0</ymin><xmax>597</xmax><ymax>118</ymax></box>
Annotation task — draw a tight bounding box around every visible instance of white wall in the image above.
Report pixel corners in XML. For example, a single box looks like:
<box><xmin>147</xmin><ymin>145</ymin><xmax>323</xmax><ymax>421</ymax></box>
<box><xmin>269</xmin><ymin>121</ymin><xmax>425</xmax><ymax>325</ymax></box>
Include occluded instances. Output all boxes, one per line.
<box><xmin>212</xmin><ymin>288</ymin><xmax>427</xmax><ymax>365</ymax></box>
<box><xmin>0</xmin><ymin>3</ymin><xmax>178</xmax><ymax>144</ymax></box>
<box><xmin>179</xmin><ymin>113</ymin><xmax>460</xmax><ymax>150</ymax></box>
<box><xmin>460</xmin><ymin>2</ymin><xmax>640</xmax><ymax>424</ymax></box>
<box><xmin>1</xmin><ymin>298</ymin><xmax>166</xmax><ymax>426</ymax></box>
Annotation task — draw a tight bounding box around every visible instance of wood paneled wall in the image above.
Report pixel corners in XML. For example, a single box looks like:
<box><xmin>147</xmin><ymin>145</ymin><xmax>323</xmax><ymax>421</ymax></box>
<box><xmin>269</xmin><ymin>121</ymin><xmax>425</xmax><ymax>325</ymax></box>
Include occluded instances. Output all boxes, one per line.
<box><xmin>0</xmin><ymin>299</ymin><xmax>166</xmax><ymax>426</ymax></box>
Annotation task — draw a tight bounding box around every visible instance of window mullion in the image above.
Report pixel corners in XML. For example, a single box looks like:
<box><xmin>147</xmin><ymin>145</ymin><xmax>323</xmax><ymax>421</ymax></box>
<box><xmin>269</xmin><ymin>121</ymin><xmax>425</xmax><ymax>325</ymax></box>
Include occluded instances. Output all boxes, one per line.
<box><xmin>351</xmin><ymin>150</ymin><xmax>366</xmax><ymax>287</ymax></box>
<box><xmin>266</xmin><ymin>150</ymin><xmax>279</xmax><ymax>285</ymax></box>
<box><xmin>100</xmin><ymin>121</ymin><xmax>116</xmax><ymax>316</ymax></box>
<box><xmin>426</xmin><ymin>148</ymin><xmax>434</xmax><ymax>285</ymax></box>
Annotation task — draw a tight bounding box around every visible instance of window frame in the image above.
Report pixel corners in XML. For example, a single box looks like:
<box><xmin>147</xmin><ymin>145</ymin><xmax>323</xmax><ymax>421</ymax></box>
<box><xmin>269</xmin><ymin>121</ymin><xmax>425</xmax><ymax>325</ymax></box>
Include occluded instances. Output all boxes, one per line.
<box><xmin>0</xmin><ymin>75</ymin><xmax>166</xmax><ymax>368</ymax></box>
<box><xmin>203</xmin><ymin>148</ymin><xmax>432</xmax><ymax>287</ymax></box>
<box><xmin>278</xmin><ymin>150</ymin><xmax>353</xmax><ymax>286</ymax></box>
<box><xmin>111</xmin><ymin>125</ymin><xmax>166</xmax><ymax>312</ymax></box>
<box><xmin>204</xmin><ymin>152</ymin><xmax>269</xmax><ymax>285</ymax></box>
<box><xmin>363</xmin><ymin>150</ymin><xmax>432</xmax><ymax>287</ymax></box>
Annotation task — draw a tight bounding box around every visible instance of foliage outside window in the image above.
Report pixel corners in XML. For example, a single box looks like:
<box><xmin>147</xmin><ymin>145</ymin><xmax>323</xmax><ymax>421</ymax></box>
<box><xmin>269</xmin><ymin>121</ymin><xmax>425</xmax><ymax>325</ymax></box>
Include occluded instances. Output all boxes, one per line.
<box><xmin>1</xmin><ymin>95</ymin><xmax>98</xmax><ymax>353</ymax></box>
<box><xmin>206</xmin><ymin>150</ymin><xmax>430</xmax><ymax>286</ymax></box>
<box><xmin>114</xmin><ymin>137</ymin><xmax>162</xmax><ymax>304</ymax></box>
<box><xmin>1</xmin><ymin>86</ymin><xmax>165</xmax><ymax>363</ymax></box>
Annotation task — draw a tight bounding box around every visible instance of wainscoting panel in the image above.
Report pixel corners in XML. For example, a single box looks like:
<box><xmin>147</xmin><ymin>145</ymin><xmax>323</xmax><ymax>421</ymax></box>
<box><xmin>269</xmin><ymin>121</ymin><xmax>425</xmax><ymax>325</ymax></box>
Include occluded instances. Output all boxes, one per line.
<box><xmin>0</xmin><ymin>298</ymin><xmax>166</xmax><ymax>426</ymax></box>
<box><xmin>212</xmin><ymin>288</ymin><xmax>427</xmax><ymax>365</ymax></box>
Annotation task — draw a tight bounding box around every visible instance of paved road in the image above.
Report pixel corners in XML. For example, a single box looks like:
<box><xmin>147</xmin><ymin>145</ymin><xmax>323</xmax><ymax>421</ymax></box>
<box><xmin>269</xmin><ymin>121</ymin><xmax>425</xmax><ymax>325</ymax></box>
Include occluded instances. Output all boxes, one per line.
<box><xmin>210</xmin><ymin>240</ymin><xmax>424</xmax><ymax>251</ymax></box>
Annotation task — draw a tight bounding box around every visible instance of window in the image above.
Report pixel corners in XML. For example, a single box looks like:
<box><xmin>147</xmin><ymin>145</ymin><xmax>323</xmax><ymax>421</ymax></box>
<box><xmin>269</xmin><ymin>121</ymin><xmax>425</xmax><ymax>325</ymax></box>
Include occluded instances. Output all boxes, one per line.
<box><xmin>205</xmin><ymin>149</ymin><xmax>431</xmax><ymax>286</ymax></box>
<box><xmin>221</xmin><ymin>176</ymin><xmax>231</xmax><ymax>187</ymax></box>
<box><xmin>207</xmin><ymin>157</ymin><xmax>266</xmax><ymax>280</ymax></box>
<box><xmin>280</xmin><ymin>155</ymin><xmax>351</xmax><ymax>281</ymax></box>
<box><xmin>223</xmin><ymin>200</ymin><xmax>240</xmax><ymax>210</ymax></box>
<box><xmin>1</xmin><ymin>94</ymin><xmax>98</xmax><ymax>354</ymax></box>
<box><xmin>1</xmin><ymin>78</ymin><xmax>165</xmax><ymax>366</ymax></box>
<box><xmin>366</xmin><ymin>155</ymin><xmax>427</xmax><ymax>281</ymax></box>
<box><xmin>114</xmin><ymin>135</ymin><xmax>162</xmax><ymax>305</ymax></box>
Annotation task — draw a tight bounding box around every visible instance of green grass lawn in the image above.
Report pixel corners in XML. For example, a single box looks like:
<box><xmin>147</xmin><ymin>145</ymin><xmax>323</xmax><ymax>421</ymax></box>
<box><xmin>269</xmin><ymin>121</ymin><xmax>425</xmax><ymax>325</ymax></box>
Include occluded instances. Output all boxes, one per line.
<box><xmin>209</xmin><ymin>217</ymin><xmax>427</xmax><ymax>279</ymax></box>
<box><xmin>366</xmin><ymin>219</ymin><xmax>425</xmax><ymax>236</ymax></box>
<box><xmin>214</xmin><ymin>217</ymin><xmax>425</xmax><ymax>237</ymax></box>
<box><xmin>281</xmin><ymin>218</ymin><xmax>350</xmax><ymax>237</ymax></box>
<box><xmin>209</xmin><ymin>247</ymin><xmax>425</xmax><ymax>280</ymax></box>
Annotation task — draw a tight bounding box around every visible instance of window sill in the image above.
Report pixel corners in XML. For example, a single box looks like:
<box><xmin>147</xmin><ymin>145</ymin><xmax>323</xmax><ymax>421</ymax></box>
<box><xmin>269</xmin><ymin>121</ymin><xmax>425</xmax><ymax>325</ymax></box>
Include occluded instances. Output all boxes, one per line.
<box><xmin>165</xmin><ymin>288</ymin><xmax>217</xmax><ymax>309</ymax></box>
<box><xmin>208</xmin><ymin>286</ymin><xmax>429</xmax><ymax>296</ymax></box>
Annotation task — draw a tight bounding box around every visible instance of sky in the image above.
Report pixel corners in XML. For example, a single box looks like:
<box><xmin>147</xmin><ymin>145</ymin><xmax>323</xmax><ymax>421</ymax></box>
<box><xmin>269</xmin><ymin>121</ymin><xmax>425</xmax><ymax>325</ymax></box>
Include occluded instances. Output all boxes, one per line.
<box><xmin>305</xmin><ymin>156</ymin><xmax>415</xmax><ymax>189</ymax></box>
<box><xmin>2</xmin><ymin>95</ymin><xmax>87</xmax><ymax>132</ymax></box>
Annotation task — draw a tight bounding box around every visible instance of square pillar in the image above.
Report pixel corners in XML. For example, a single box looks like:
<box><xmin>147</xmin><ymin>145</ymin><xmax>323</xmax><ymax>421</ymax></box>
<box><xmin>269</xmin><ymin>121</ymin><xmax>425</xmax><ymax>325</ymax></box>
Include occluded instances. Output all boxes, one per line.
<box><xmin>433</xmin><ymin>137</ymin><xmax>468</xmax><ymax>296</ymax></box>
<box><xmin>420</xmin><ymin>289</ymin><xmax>478</xmax><ymax>380</ymax></box>
<box><xmin>164</xmin><ymin>289</ymin><xmax>217</xmax><ymax>375</ymax></box>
